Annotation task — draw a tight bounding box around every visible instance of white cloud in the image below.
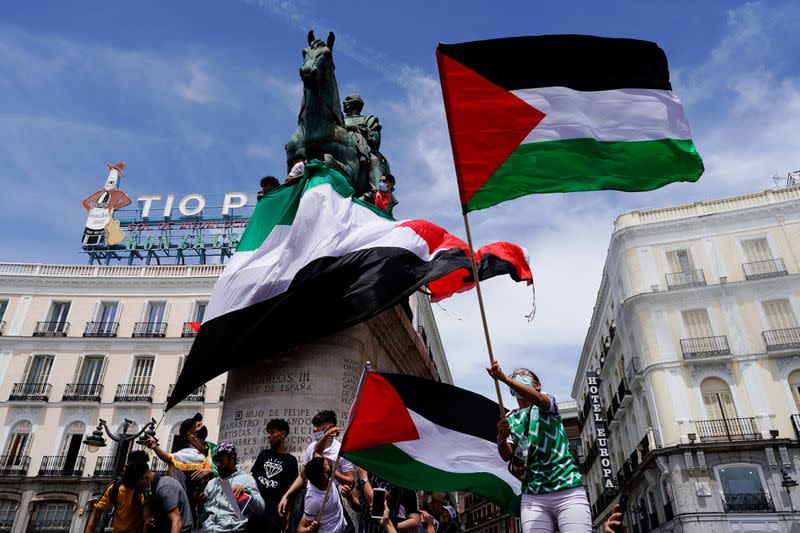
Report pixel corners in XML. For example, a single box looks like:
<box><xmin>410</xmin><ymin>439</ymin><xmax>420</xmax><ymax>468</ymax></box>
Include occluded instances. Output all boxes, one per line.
<box><xmin>173</xmin><ymin>63</ymin><xmax>221</xmax><ymax>104</ymax></box>
<box><xmin>245</xmin><ymin>143</ymin><xmax>278</xmax><ymax>159</ymax></box>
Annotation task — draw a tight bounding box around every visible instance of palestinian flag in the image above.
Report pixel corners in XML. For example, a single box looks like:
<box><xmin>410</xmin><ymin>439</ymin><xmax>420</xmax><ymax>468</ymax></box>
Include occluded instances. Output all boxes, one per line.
<box><xmin>167</xmin><ymin>162</ymin><xmax>532</xmax><ymax>409</ymax></box>
<box><xmin>436</xmin><ymin>35</ymin><xmax>705</xmax><ymax>213</ymax></box>
<box><xmin>341</xmin><ymin>371</ymin><xmax>522</xmax><ymax>515</ymax></box>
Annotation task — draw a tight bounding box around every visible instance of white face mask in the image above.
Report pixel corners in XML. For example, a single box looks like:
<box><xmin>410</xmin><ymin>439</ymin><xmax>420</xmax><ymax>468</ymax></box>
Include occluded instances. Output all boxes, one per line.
<box><xmin>313</xmin><ymin>430</ymin><xmax>325</xmax><ymax>442</ymax></box>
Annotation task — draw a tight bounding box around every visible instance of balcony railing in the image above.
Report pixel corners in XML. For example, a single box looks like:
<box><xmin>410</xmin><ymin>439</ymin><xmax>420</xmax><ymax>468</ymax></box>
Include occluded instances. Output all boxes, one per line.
<box><xmin>791</xmin><ymin>414</ymin><xmax>800</xmax><ymax>440</ymax></box>
<box><xmin>32</xmin><ymin>321</ymin><xmax>69</xmax><ymax>337</ymax></box>
<box><xmin>680</xmin><ymin>335</ymin><xmax>730</xmax><ymax>358</ymax></box>
<box><xmin>0</xmin><ymin>455</ymin><xmax>30</xmax><ymax>477</ymax></box>
<box><xmin>721</xmin><ymin>492</ymin><xmax>775</xmax><ymax>513</ymax></box>
<box><xmin>0</xmin><ymin>320</ymin><xmax>5</xmax><ymax>335</ymax></box>
<box><xmin>26</xmin><ymin>519</ymin><xmax>74</xmax><ymax>533</ymax></box>
<box><xmin>38</xmin><ymin>455</ymin><xmax>85</xmax><ymax>477</ymax></box>
<box><xmin>114</xmin><ymin>383</ymin><xmax>155</xmax><ymax>402</ymax></box>
<box><xmin>62</xmin><ymin>383</ymin><xmax>103</xmax><ymax>402</ymax></box>
<box><xmin>151</xmin><ymin>457</ymin><xmax>169</xmax><ymax>475</ymax></box>
<box><xmin>9</xmin><ymin>382</ymin><xmax>51</xmax><ymax>401</ymax></box>
<box><xmin>93</xmin><ymin>456</ymin><xmax>118</xmax><ymax>477</ymax></box>
<box><xmin>742</xmin><ymin>258</ymin><xmax>787</xmax><ymax>280</ymax></box>
<box><xmin>625</xmin><ymin>357</ymin><xmax>641</xmax><ymax>383</ymax></box>
<box><xmin>763</xmin><ymin>327</ymin><xmax>800</xmax><ymax>351</ymax></box>
<box><xmin>182</xmin><ymin>322</ymin><xmax>198</xmax><ymax>337</ymax></box>
<box><xmin>695</xmin><ymin>417</ymin><xmax>761</xmax><ymax>442</ymax></box>
<box><xmin>666</xmin><ymin>269</ymin><xmax>706</xmax><ymax>289</ymax></box>
<box><xmin>132</xmin><ymin>321</ymin><xmax>167</xmax><ymax>338</ymax></box>
<box><xmin>167</xmin><ymin>384</ymin><xmax>206</xmax><ymax>403</ymax></box>
<box><xmin>83</xmin><ymin>321</ymin><xmax>119</xmax><ymax>337</ymax></box>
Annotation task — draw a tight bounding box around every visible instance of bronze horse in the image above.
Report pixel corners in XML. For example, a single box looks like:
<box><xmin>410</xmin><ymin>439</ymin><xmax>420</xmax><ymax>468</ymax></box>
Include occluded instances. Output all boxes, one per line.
<box><xmin>286</xmin><ymin>31</ymin><xmax>370</xmax><ymax>195</ymax></box>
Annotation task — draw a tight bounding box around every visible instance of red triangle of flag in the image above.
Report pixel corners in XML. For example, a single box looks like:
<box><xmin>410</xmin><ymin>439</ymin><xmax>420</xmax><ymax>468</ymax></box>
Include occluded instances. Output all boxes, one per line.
<box><xmin>187</xmin><ymin>321</ymin><xmax>202</xmax><ymax>333</ymax></box>
<box><xmin>436</xmin><ymin>50</ymin><xmax>546</xmax><ymax>208</ymax></box>
<box><xmin>341</xmin><ymin>373</ymin><xmax>419</xmax><ymax>453</ymax></box>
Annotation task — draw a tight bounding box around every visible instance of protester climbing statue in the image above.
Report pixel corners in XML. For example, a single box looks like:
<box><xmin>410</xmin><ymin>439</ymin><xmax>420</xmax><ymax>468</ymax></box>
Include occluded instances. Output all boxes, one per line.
<box><xmin>343</xmin><ymin>94</ymin><xmax>391</xmax><ymax>190</ymax></box>
<box><xmin>285</xmin><ymin>31</ymin><xmax>389</xmax><ymax>197</ymax></box>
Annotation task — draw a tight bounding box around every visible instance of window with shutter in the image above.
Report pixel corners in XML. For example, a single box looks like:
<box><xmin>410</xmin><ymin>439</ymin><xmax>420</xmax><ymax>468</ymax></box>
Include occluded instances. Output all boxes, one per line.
<box><xmin>682</xmin><ymin>309</ymin><xmax>714</xmax><ymax>338</ymax></box>
<box><xmin>4</xmin><ymin>421</ymin><xmax>32</xmax><ymax>466</ymax></box>
<box><xmin>47</xmin><ymin>302</ymin><xmax>70</xmax><ymax>334</ymax></box>
<box><xmin>131</xmin><ymin>357</ymin><xmax>154</xmax><ymax>394</ymax></box>
<box><xmin>700</xmin><ymin>377</ymin><xmax>738</xmax><ymax>419</ymax></box>
<box><xmin>194</xmin><ymin>302</ymin><xmax>207</xmax><ymax>322</ymax></box>
<box><xmin>762</xmin><ymin>300</ymin><xmax>798</xmax><ymax>330</ymax></box>
<box><xmin>79</xmin><ymin>356</ymin><xmax>105</xmax><ymax>388</ymax></box>
<box><xmin>25</xmin><ymin>355</ymin><xmax>53</xmax><ymax>384</ymax></box>
<box><xmin>742</xmin><ymin>238</ymin><xmax>773</xmax><ymax>262</ymax></box>
<box><xmin>667</xmin><ymin>249</ymin><xmax>693</xmax><ymax>273</ymax></box>
<box><xmin>0</xmin><ymin>301</ymin><xmax>7</xmax><ymax>321</ymax></box>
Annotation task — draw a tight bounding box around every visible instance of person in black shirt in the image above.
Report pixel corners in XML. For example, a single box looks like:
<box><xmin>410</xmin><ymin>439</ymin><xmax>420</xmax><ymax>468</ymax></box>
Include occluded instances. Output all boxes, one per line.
<box><xmin>341</xmin><ymin>469</ymin><xmax>420</xmax><ymax>533</ymax></box>
<box><xmin>251</xmin><ymin>418</ymin><xmax>299</xmax><ymax>532</ymax></box>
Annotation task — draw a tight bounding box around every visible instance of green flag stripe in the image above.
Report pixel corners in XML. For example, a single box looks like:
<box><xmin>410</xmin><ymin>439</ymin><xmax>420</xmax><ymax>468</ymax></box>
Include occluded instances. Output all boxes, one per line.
<box><xmin>465</xmin><ymin>138</ymin><xmax>703</xmax><ymax>213</ymax></box>
<box><xmin>237</xmin><ymin>162</ymin><xmax>393</xmax><ymax>252</ymax></box>
<box><xmin>343</xmin><ymin>444</ymin><xmax>521</xmax><ymax>516</ymax></box>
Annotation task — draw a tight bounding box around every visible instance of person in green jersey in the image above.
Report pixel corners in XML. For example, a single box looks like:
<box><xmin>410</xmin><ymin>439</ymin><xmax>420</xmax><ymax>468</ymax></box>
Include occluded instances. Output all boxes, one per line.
<box><xmin>488</xmin><ymin>361</ymin><xmax>590</xmax><ymax>533</ymax></box>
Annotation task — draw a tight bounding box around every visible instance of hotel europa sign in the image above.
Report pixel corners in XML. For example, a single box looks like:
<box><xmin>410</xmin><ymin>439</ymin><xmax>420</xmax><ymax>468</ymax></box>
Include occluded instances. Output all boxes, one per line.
<box><xmin>586</xmin><ymin>371</ymin><xmax>616</xmax><ymax>491</ymax></box>
<box><xmin>81</xmin><ymin>162</ymin><xmax>254</xmax><ymax>265</ymax></box>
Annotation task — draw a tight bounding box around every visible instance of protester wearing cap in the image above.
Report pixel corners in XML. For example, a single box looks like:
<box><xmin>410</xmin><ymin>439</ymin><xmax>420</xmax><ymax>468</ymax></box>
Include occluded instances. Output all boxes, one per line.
<box><xmin>199</xmin><ymin>442</ymin><xmax>264</xmax><ymax>533</ymax></box>
<box><xmin>488</xmin><ymin>361</ymin><xmax>590</xmax><ymax>533</ymax></box>
<box><xmin>145</xmin><ymin>413</ymin><xmax>217</xmax><ymax>479</ymax></box>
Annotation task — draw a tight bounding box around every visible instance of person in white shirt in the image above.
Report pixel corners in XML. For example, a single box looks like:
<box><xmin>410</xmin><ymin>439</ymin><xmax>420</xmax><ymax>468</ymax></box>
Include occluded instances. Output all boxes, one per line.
<box><xmin>298</xmin><ymin>457</ymin><xmax>347</xmax><ymax>533</ymax></box>
<box><xmin>278</xmin><ymin>411</ymin><xmax>355</xmax><ymax>517</ymax></box>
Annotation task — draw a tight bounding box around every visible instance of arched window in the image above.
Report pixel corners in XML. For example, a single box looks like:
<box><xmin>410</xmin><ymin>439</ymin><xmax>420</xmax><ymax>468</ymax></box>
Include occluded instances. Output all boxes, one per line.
<box><xmin>59</xmin><ymin>422</ymin><xmax>86</xmax><ymax>473</ymax></box>
<box><xmin>3</xmin><ymin>421</ymin><xmax>31</xmax><ymax>466</ymax></box>
<box><xmin>789</xmin><ymin>369</ymin><xmax>800</xmax><ymax>413</ymax></box>
<box><xmin>28</xmin><ymin>501</ymin><xmax>75</xmax><ymax>532</ymax></box>
<box><xmin>662</xmin><ymin>477</ymin><xmax>674</xmax><ymax>521</ymax></box>
<box><xmin>168</xmin><ymin>423</ymin><xmax>185</xmax><ymax>453</ymax></box>
<box><xmin>700</xmin><ymin>377</ymin><xmax>737</xmax><ymax>420</ymax></box>
<box><xmin>647</xmin><ymin>490</ymin><xmax>659</xmax><ymax>527</ymax></box>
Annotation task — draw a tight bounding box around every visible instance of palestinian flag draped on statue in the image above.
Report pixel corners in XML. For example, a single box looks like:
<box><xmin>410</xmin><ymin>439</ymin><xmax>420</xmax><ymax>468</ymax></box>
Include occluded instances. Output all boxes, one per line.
<box><xmin>167</xmin><ymin>162</ymin><xmax>532</xmax><ymax>409</ymax></box>
<box><xmin>436</xmin><ymin>35</ymin><xmax>705</xmax><ymax>213</ymax></box>
<box><xmin>341</xmin><ymin>372</ymin><xmax>522</xmax><ymax>515</ymax></box>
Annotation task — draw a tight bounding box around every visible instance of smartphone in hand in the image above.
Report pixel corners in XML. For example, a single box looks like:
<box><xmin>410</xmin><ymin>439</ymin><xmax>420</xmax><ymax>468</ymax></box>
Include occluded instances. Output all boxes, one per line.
<box><xmin>371</xmin><ymin>487</ymin><xmax>386</xmax><ymax>519</ymax></box>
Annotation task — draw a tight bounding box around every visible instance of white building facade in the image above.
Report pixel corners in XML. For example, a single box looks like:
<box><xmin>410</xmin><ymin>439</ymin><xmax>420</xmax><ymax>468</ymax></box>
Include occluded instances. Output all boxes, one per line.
<box><xmin>0</xmin><ymin>262</ymin><xmax>450</xmax><ymax>533</ymax></box>
<box><xmin>572</xmin><ymin>186</ymin><xmax>800</xmax><ymax>532</ymax></box>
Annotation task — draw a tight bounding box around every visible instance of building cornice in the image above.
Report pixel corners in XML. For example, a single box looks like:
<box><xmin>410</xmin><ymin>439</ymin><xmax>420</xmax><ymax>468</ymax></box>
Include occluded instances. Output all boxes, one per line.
<box><xmin>0</xmin><ymin>335</ymin><xmax>196</xmax><ymax>352</ymax></box>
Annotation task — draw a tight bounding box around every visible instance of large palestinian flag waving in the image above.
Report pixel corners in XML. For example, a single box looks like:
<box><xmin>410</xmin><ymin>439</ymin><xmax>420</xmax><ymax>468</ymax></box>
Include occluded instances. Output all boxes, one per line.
<box><xmin>341</xmin><ymin>372</ymin><xmax>522</xmax><ymax>515</ymax></box>
<box><xmin>167</xmin><ymin>162</ymin><xmax>532</xmax><ymax>408</ymax></box>
<box><xmin>436</xmin><ymin>35</ymin><xmax>705</xmax><ymax>213</ymax></box>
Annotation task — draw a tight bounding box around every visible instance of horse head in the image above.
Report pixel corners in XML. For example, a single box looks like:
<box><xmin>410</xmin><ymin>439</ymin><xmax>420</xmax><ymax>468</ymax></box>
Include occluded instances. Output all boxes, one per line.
<box><xmin>300</xmin><ymin>31</ymin><xmax>336</xmax><ymax>89</ymax></box>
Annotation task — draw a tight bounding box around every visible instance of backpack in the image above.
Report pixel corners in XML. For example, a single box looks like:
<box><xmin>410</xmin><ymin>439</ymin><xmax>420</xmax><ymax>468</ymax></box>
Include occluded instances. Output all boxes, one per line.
<box><xmin>96</xmin><ymin>480</ymin><xmax>122</xmax><ymax>533</ymax></box>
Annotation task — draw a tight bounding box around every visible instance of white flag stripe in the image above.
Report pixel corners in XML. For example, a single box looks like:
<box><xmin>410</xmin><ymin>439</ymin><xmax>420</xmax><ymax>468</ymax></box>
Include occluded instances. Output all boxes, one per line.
<box><xmin>394</xmin><ymin>409</ymin><xmax>522</xmax><ymax>495</ymax></box>
<box><xmin>511</xmin><ymin>87</ymin><xmax>692</xmax><ymax>144</ymax></box>
<box><xmin>206</xmin><ymin>183</ymin><xmax>436</xmax><ymax>322</ymax></box>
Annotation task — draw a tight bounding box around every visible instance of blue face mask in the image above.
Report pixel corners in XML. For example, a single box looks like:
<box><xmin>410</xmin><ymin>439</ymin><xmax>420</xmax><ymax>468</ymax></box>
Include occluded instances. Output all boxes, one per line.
<box><xmin>510</xmin><ymin>374</ymin><xmax>533</xmax><ymax>399</ymax></box>
<box><xmin>378</xmin><ymin>182</ymin><xmax>389</xmax><ymax>192</ymax></box>
<box><xmin>313</xmin><ymin>431</ymin><xmax>325</xmax><ymax>442</ymax></box>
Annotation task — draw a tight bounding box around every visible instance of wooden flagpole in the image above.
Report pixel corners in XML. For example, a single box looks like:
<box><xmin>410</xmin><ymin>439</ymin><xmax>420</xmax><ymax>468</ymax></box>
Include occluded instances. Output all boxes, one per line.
<box><xmin>462</xmin><ymin>212</ymin><xmax>506</xmax><ymax>415</ymax></box>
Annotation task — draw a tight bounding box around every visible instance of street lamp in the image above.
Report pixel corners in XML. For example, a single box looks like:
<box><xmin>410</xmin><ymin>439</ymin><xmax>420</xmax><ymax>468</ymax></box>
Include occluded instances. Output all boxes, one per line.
<box><xmin>83</xmin><ymin>418</ymin><xmax>158</xmax><ymax>476</ymax></box>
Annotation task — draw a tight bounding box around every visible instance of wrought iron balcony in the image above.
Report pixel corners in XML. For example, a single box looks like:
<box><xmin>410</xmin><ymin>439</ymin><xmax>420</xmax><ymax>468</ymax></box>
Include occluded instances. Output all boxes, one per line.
<box><xmin>83</xmin><ymin>321</ymin><xmax>119</xmax><ymax>337</ymax></box>
<box><xmin>9</xmin><ymin>382</ymin><xmax>51</xmax><ymax>401</ymax></box>
<box><xmin>0</xmin><ymin>455</ymin><xmax>30</xmax><ymax>477</ymax></box>
<box><xmin>26</xmin><ymin>519</ymin><xmax>74</xmax><ymax>532</ymax></box>
<box><xmin>182</xmin><ymin>322</ymin><xmax>198</xmax><ymax>337</ymax></box>
<box><xmin>625</xmin><ymin>357</ymin><xmax>641</xmax><ymax>383</ymax></box>
<box><xmin>132</xmin><ymin>321</ymin><xmax>167</xmax><ymax>338</ymax></box>
<box><xmin>721</xmin><ymin>492</ymin><xmax>774</xmax><ymax>512</ymax></box>
<box><xmin>742</xmin><ymin>258</ymin><xmax>787</xmax><ymax>280</ymax></box>
<box><xmin>680</xmin><ymin>335</ymin><xmax>730</xmax><ymax>358</ymax></box>
<box><xmin>763</xmin><ymin>327</ymin><xmax>800</xmax><ymax>351</ymax></box>
<box><xmin>167</xmin><ymin>384</ymin><xmax>206</xmax><ymax>403</ymax></box>
<box><xmin>151</xmin><ymin>457</ymin><xmax>169</xmax><ymax>475</ymax></box>
<box><xmin>666</xmin><ymin>269</ymin><xmax>706</xmax><ymax>289</ymax></box>
<box><xmin>93</xmin><ymin>456</ymin><xmax>118</xmax><ymax>477</ymax></box>
<box><xmin>62</xmin><ymin>383</ymin><xmax>103</xmax><ymax>402</ymax></box>
<box><xmin>38</xmin><ymin>455</ymin><xmax>85</xmax><ymax>477</ymax></box>
<box><xmin>695</xmin><ymin>416</ymin><xmax>761</xmax><ymax>442</ymax></box>
<box><xmin>33</xmin><ymin>321</ymin><xmax>69</xmax><ymax>337</ymax></box>
<box><xmin>114</xmin><ymin>383</ymin><xmax>155</xmax><ymax>402</ymax></box>
<box><xmin>0</xmin><ymin>320</ymin><xmax>5</xmax><ymax>335</ymax></box>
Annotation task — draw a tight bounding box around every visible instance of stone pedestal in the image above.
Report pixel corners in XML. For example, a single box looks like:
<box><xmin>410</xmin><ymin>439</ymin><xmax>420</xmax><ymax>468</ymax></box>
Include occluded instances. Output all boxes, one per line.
<box><xmin>218</xmin><ymin>305</ymin><xmax>437</xmax><ymax>469</ymax></box>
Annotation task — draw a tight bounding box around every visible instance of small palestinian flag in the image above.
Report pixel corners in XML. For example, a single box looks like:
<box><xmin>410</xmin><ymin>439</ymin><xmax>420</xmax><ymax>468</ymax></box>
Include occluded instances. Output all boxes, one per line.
<box><xmin>167</xmin><ymin>162</ymin><xmax>532</xmax><ymax>409</ymax></box>
<box><xmin>341</xmin><ymin>372</ymin><xmax>522</xmax><ymax>514</ymax></box>
<box><xmin>436</xmin><ymin>35</ymin><xmax>705</xmax><ymax>213</ymax></box>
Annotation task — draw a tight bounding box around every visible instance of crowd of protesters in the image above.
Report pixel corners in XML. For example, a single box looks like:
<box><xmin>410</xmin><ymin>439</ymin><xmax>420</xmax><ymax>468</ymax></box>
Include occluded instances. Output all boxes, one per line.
<box><xmin>87</xmin><ymin>410</ymin><xmax>459</xmax><ymax>533</ymax></box>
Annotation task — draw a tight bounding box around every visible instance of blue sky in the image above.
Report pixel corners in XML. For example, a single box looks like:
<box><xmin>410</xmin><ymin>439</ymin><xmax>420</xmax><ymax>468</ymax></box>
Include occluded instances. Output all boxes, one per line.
<box><xmin>2</xmin><ymin>0</ymin><xmax>799</xmax><ymax>404</ymax></box>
